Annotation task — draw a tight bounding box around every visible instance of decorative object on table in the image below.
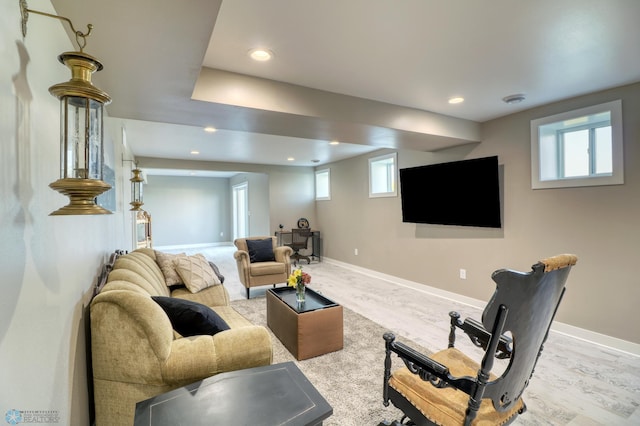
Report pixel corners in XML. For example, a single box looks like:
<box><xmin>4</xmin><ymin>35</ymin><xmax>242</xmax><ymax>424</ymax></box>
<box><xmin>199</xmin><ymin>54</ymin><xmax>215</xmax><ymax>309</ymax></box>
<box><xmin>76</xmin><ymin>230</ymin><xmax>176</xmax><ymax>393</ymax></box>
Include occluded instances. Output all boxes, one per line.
<box><xmin>297</xmin><ymin>218</ymin><xmax>310</xmax><ymax>229</ymax></box>
<box><xmin>288</xmin><ymin>267</ymin><xmax>311</xmax><ymax>303</ymax></box>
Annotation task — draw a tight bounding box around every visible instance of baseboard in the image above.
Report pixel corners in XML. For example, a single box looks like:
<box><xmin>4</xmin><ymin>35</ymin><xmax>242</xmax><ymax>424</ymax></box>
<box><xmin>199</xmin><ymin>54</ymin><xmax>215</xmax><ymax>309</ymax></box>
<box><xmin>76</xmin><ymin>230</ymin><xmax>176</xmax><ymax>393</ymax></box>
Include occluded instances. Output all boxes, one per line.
<box><xmin>154</xmin><ymin>242</ymin><xmax>234</xmax><ymax>251</ymax></box>
<box><xmin>323</xmin><ymin>257</ymin><xmax>640</xmax><ymax>357</ymax></box>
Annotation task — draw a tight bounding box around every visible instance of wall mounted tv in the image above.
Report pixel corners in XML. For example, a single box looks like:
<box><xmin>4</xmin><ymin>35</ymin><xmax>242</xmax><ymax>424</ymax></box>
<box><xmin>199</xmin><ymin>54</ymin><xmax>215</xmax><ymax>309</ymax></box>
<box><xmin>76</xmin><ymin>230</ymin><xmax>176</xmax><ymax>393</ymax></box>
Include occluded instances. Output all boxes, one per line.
<box><xmin>399</xmin><ymin>156</ymin><xmax>501</xmax><ymax>228</ymax></box>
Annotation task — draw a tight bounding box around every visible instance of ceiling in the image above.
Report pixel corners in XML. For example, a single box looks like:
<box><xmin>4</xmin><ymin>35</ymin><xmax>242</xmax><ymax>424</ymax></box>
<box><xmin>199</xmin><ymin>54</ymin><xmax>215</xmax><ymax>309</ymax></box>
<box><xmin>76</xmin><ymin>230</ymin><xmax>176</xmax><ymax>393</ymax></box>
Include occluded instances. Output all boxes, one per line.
<box><xmin>49</xmin><ymin>0</ymin><xmax>640</xmax><ymax>177</ymax></box>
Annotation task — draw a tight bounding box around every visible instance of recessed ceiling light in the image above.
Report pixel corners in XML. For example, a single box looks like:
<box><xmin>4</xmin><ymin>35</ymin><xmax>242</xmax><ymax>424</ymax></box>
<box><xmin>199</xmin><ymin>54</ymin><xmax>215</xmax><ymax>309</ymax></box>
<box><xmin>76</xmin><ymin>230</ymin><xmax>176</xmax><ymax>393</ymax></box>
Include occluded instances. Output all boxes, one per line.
<box><xmin>329</xmin><ymin>140</ymin><xmax>340</xmax><ymax>145</ymax></box>
<box><xmin>448</xmin><ymin>97</ymin><xmax>464</xmax><ymax>104</ymax></box>
<box><xmin>248</xmin><ymin>48</ymin><xmax>274</xmax><ymax>61</ymax></box>
<box><xmin>203</xmin><ymin>126</ymin><xmax>217</xmax><ymax>133</ymax></box>
<box><xmin>190</xmin><ymin>150</ymin><xmax>200</xmax><ymax>155</ymax></box>
<box><xmin>502</xmin><ymin>94</ymin><xmax>526</xmax><ymax>104</ymax></box>
<box><xmin>287</xmin><ymin>157</ymin><xmax>295</xmax><ymax>161</ymax></box>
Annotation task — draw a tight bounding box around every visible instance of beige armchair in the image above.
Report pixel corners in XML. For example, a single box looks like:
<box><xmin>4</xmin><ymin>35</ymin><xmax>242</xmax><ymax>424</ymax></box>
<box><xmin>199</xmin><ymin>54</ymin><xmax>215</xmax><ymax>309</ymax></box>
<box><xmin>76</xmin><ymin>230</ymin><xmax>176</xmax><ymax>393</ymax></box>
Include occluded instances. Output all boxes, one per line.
<box><xmin>234</xmin><ymin>236</ymin><xmax>293</xmax><ymax>298</ymax></box>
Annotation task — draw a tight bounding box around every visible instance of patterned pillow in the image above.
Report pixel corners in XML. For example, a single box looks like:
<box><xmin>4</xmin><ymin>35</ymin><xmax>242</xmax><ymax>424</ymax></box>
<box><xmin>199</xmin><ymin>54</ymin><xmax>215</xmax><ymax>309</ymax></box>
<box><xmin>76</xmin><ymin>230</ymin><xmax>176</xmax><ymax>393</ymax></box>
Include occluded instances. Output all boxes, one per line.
<box><xmin>174</xmin><ymin>254</ymin><xmax>221</xmax><ymax>293</ymax></box>
<box><xmin>155</xmin><ymin>251</ymin><xmax>187</xmax><ymax>287</ymax></box>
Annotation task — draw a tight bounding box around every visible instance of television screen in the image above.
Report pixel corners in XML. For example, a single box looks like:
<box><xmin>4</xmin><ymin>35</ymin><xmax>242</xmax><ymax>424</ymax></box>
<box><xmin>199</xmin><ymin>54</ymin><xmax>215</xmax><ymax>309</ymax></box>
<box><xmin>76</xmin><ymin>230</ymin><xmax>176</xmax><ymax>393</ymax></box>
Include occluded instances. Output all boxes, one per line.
<box><xmin>399</xmin><ymin>156</ymin><xmax>501</xmax><ymax>228</ymax></box>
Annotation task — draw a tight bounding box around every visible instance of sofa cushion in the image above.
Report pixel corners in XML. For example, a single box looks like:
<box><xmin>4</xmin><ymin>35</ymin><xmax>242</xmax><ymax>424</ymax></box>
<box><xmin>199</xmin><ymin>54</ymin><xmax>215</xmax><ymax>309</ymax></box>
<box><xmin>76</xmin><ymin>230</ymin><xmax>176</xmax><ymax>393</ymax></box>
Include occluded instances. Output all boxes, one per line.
<box><xmin>151</xmin><ymin>296</ymin><xmax>230</xmax><ymax>336</ymax></box>
<box><xmin>174</xmin><ymin>254</ymin><xmax>221</xmax><ymax>293</ymax></box>
<box><xmin>155</xmin><ymin>251</ymin><xmax>186</xmax><ymax>287</ymax></box>
<box><xmin>246</xmin><ymin>238</ymin><xmax>275</xmax><ymax>263</ymax></box>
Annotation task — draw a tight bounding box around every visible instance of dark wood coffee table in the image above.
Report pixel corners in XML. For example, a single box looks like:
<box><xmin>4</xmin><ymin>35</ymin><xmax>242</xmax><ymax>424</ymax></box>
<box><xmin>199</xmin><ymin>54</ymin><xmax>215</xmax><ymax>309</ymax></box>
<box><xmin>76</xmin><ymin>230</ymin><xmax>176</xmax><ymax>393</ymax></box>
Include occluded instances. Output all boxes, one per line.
<box><xmin>133</xmin><ymin>362</ymin><xmax>332</xmax><ymax>425</ymax></box>
<box><xmin>267</xmin><ymin>286</ymin><xmax>343</xmax><ymax>360</ymax></box>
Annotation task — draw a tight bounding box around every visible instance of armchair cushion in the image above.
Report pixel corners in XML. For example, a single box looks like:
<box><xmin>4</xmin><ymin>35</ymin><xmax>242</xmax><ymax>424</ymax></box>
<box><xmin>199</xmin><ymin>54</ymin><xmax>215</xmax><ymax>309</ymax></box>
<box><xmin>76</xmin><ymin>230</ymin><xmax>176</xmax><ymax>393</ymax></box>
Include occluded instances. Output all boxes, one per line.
<box><xmin>152</xmin><ymin>296</ymin><xmax>230</xmax><ymax>337</ymax></box>
<box><xmin>246</xmin><ymin>238</ymin><xmax>276</xmax><ymax>262</ymax></box>
<box><xmin>174</xmin><ymin>254</ymin><xmax>221</xmax><ymax>293</ymax></box>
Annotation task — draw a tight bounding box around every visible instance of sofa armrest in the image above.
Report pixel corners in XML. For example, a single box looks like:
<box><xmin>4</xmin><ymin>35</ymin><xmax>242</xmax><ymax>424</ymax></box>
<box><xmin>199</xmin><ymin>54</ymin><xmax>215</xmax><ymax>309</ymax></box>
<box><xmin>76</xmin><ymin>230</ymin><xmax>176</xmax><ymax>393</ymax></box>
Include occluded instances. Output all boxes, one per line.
<box><xmin>162</xmin><ymin>326</ymin><xmax>272</xmax><ymax>385</ymax></box>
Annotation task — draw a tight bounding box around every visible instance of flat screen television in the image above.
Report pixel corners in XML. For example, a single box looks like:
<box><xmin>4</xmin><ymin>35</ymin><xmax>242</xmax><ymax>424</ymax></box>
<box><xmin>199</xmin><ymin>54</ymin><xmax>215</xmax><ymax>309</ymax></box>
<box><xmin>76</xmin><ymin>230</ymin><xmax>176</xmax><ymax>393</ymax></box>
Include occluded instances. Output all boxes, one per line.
<box><xmin>399</xmin><ymin>156</ymin><xmax>501</xmax><ymax>228</ymax></box>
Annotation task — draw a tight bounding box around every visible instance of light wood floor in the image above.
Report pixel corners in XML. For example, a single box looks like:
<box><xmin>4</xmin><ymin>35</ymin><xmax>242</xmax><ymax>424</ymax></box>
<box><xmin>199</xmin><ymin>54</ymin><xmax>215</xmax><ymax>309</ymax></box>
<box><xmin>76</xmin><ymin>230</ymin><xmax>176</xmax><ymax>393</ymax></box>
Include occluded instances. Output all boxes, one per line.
<box><xmin>166</xmin><ymin>244</ymin><xmax>640</xmax><ymax>425</ymax></box>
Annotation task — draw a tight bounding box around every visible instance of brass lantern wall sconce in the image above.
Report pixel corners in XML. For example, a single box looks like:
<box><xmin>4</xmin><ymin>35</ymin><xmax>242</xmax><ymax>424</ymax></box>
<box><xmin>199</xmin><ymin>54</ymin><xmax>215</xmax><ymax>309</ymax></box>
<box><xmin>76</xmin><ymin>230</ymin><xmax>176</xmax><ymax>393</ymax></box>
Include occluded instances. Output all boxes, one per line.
<box><xmin>130</xmin><ymin>168</ymin><xmax>144</xmax><ymax>211</ymax></box>
<box><xmin>20</xmin><ymin>0</ymin><xmax>112</xmax><ymax>215</ymax></box>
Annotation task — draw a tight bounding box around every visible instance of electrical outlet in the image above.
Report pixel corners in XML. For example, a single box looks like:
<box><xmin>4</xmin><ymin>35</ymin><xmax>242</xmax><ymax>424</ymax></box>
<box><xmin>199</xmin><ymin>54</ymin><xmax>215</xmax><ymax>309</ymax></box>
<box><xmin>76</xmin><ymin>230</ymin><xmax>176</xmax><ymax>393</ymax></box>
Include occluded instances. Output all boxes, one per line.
<box><xmin>354</xmin><ymin>248</ymin><xmax>359</xmax><ymax>256</ymax></box>
<box><xmin>220</xmin><ymin>232</ymin><xmax>223</xmax><ymax>237</ymax></box>
<box><xmin>459</xmin><ymin>269</ymin><xmax>467</xmax><ymax>279</ymax></box>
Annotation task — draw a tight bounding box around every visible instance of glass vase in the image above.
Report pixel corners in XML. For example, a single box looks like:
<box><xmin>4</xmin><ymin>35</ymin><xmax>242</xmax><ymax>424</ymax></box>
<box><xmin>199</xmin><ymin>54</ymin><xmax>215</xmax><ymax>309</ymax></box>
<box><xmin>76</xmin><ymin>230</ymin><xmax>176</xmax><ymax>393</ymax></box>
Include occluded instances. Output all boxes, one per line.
<box><xmin>296</xmin><ymin>284</ymin><xmax>306</xmax><ymax>303</ymax></box>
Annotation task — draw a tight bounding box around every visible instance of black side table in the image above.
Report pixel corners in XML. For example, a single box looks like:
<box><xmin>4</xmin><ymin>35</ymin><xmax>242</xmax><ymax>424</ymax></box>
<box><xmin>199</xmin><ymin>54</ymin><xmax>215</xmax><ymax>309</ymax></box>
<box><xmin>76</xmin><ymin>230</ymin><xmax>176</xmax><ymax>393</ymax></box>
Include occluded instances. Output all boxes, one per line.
<box><xmin>134</xmin><ymin>362</ymin><xmax>332</xmax><ymax>425</ymax></box>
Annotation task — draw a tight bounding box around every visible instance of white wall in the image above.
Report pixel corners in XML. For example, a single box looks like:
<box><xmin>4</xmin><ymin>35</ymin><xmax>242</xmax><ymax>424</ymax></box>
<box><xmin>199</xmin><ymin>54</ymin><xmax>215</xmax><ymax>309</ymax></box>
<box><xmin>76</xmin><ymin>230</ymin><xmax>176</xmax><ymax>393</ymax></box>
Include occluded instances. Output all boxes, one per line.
<box><xmin>1</xmin><ymin>1</ymin><xmax>131</xmax><ymax>422</ymax></box>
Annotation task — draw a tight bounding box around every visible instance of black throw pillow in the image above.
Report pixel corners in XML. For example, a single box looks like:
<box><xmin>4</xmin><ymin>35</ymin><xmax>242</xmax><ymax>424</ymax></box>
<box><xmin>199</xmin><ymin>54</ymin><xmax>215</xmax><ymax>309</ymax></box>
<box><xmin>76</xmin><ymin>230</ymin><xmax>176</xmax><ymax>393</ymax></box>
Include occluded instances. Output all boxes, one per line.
<box><xmin>246</xmin><ymin>238</ymin><xmax>275</xmax><ymax>263</ymax></box>
<box><xmin>151</xmin><ymin>296</ymin><xmax>230</xmax><ymax>337</ymax></box>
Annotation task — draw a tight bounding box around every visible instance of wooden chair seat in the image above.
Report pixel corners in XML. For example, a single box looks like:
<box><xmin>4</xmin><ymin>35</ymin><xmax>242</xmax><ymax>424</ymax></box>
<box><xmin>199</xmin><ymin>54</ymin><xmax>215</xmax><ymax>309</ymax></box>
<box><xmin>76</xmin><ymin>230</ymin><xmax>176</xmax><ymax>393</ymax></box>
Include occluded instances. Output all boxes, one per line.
<box><xmin>389</xmin><ymin>348</ymin><xmax>524</xmax><ymax>426</ymax></box>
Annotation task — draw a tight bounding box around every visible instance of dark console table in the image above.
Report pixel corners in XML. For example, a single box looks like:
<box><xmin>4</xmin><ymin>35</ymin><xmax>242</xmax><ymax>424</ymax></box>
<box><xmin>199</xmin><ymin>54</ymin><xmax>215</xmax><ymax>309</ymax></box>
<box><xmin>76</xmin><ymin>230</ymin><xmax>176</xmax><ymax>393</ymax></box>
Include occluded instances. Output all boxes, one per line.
<box><xmin>275</xmin><ymin>230</ymin><xmax>321</xmax><ymax>262</ymax></box>
<box><xmin>134</xmin><ymin>362</ymin><xmax>332</xmax><ymax>425</ymax></box>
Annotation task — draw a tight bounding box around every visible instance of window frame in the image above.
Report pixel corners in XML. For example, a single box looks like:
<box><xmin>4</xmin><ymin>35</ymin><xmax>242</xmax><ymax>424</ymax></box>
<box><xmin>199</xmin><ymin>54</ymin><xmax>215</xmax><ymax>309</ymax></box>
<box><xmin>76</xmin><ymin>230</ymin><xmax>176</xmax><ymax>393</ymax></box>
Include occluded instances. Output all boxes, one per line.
<box><xmin>315</xmin><ymin>168</ymin><xmax>331</xmax><ymax>201</ymax></box>
<box><xmin>368</xmin><ymin>152</ymin><xmax>398</xmax><ymax>198</ymax></box>
<box><xmin>530</xmin><ymin>100</ymin><xmax>623</xmax><ymax>189</ymax></box>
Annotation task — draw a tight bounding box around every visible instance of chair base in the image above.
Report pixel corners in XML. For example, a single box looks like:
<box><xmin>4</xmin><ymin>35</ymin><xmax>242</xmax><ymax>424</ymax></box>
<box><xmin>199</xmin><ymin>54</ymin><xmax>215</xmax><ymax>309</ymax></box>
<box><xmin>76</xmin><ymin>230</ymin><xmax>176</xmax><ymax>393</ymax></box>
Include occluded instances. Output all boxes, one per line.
<box><xmin>291</xmin><ymin>253</ymin><xmax>310</xmax><ymax>266</ymax></box>
<box><xmin>385</xmin><ymin>386</ymin><xmax>435</xmax><ymax>426</ymax></box>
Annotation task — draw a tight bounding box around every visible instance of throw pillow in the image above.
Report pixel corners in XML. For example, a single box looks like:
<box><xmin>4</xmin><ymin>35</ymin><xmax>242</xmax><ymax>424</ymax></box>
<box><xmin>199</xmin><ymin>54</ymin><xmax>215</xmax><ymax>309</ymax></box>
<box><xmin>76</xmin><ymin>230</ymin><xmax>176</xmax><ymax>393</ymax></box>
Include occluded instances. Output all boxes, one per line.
<box><xmin>174</xmin><ymin>254</ymin><xmax>221</xmax><ymax>293</ymax></box>
<box><xmin>246</xmin><ymin>238</ymin><xmax>275</xmax><ymax>263</ymax></box>
<box><xmin>151</xmin><ymin>296</ymin><xmax>230</xmax><ymax>337</ymax></box>
<box><xmin>155</xmin><ymin>251</ymin><xmax>187</xmax><ymax>287</ymax></box>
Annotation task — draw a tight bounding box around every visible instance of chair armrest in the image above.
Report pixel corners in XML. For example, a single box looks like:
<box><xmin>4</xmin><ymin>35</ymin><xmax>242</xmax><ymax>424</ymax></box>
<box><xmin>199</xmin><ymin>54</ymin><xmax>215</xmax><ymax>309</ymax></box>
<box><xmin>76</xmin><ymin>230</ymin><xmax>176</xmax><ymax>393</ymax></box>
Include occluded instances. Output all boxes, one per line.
<box><xmin>457</xmin><ymin>316</ymin><xmax>512</xmax><ymax>359</ymax></box>
<box><xmin>162</xmin><ymin>326</ymin><xmax>272</xmax><ymax>385</ymax></box>
<box><xmin>383</xmin><ymin>333</ymin><xmax>475</xmax><ymax>395</ymax></box>
<box><xmin>234</xmin><ymin>249</ymin><xmax>249</xmax><ymax>264</ymax></box>
<box><xmin>274</xmin><ymin>246</ymin><xmax>293</xmax><ymax>262</ymax></box>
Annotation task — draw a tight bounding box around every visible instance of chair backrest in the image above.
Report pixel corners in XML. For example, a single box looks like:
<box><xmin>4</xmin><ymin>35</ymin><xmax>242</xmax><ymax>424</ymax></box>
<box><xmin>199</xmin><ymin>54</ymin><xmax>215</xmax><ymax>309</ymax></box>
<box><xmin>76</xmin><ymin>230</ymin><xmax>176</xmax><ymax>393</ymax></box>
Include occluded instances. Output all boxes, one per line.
<box><xmin>233</xmin><ymin>236</ymin><xmax>277</xmax><ymax>253</ymax></box>
<box><xmin>482</xmin><ymin>254</ymin><xmax>577</xmax><ymax>411</ymax></box>
<box><xmin>290</xmin><ymin>228</ymin><xmax>311</xmax><ymax>250</ymax></box>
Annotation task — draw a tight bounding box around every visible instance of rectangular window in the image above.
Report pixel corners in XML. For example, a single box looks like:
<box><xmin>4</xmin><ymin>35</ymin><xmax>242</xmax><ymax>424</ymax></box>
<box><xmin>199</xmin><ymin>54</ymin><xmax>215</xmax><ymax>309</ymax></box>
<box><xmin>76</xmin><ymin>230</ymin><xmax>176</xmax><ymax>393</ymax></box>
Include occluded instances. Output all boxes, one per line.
<box><xmin>531</xmin><ymin>100</ymin><xmax>623</xmax><ymax>189</ymax></box>
<box><xmin>369</xmin><ymin>152</ymin><xmax>397</xmax><ymax>198</ymax></box>
<box><xmin>315</xmin><ymin>168</ymin><xmax>330</xmax><ymax>200</ymax></box>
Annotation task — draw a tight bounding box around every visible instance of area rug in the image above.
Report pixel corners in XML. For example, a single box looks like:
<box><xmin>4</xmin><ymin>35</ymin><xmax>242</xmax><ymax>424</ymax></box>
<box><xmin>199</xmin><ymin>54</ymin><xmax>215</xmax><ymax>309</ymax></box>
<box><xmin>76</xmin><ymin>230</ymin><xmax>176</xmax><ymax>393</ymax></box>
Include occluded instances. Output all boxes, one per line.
<box><xmin>230</xmin><ymin>297</ymin><xmax>429</xmax><ymax>426</ymax></box>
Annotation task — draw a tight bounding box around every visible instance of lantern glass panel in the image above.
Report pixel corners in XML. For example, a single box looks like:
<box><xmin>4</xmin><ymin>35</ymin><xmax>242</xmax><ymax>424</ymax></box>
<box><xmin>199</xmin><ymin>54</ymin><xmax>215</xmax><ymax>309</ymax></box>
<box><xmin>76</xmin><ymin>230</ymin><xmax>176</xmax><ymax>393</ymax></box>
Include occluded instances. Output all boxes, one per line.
<box><xmin>61</xmin><ymin>96</ymin><xmax>104</xmax><ymax>180</ymax></box>
<box><xmin>132</xmin><ymin>180</ymin><xmax>143</xmax><ymax>203</ymax></box>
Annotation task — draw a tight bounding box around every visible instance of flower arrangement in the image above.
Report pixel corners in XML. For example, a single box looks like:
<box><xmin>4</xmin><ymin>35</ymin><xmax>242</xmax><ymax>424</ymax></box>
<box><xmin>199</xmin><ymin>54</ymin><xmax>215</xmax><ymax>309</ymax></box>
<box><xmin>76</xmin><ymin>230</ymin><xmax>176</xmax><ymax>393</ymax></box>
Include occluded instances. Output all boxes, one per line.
<box><xmin>288</xmin><ymin>267</ymin><xmax>311</xmax><ymax>302</ymax></box>
<box><xmin>288</xmin><ymin>267</ymin><xmax>311</xmax><ymax>290</ymax></box>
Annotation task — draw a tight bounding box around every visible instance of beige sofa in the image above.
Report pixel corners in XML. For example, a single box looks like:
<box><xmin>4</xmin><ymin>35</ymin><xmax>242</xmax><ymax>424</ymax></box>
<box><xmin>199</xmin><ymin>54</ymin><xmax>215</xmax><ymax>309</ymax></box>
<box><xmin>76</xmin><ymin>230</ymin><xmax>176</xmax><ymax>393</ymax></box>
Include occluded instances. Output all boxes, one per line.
<box><xmin>90</xmin><ymin>248</ymin><xmax>272</xmax><ymax>426</ymax></box>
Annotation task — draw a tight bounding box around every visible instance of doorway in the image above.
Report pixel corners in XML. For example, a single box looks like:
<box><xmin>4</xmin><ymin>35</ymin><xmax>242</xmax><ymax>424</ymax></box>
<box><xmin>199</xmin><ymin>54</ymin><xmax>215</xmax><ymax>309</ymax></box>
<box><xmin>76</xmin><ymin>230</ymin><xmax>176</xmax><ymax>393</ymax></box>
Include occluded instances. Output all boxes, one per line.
<box><xmin>232</xmin><ymin>182</ymin><xmax>249</xmax><ymax>240</ymax></box>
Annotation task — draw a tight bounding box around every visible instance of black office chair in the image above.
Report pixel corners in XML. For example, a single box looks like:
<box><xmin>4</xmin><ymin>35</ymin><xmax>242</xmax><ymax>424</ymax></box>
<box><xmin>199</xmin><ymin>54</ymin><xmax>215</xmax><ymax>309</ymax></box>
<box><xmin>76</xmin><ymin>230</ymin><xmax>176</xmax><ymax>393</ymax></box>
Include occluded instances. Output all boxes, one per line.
<box><xmin>380</xmin><ymin>254</ymin><xmax>578</xmax><ymax>426</ymax></box>
<box><xmin>287</xmin><ymin>228</ymin><xmax>312</xmax><ymax>266</ymax></box>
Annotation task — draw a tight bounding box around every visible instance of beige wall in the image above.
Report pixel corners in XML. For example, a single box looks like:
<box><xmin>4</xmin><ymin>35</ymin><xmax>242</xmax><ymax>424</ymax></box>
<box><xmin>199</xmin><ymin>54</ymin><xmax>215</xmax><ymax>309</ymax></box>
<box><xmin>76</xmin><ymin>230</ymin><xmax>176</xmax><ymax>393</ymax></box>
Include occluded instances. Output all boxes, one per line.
<box><xmin>1</xmin><ymin>0</ymin><xmax>132</xmax><ymax>422</ymax></box>
<box><xmin>317</xmin><ymin>83</ymin><xmax>640</xmax><ymax>345</ymax></box>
